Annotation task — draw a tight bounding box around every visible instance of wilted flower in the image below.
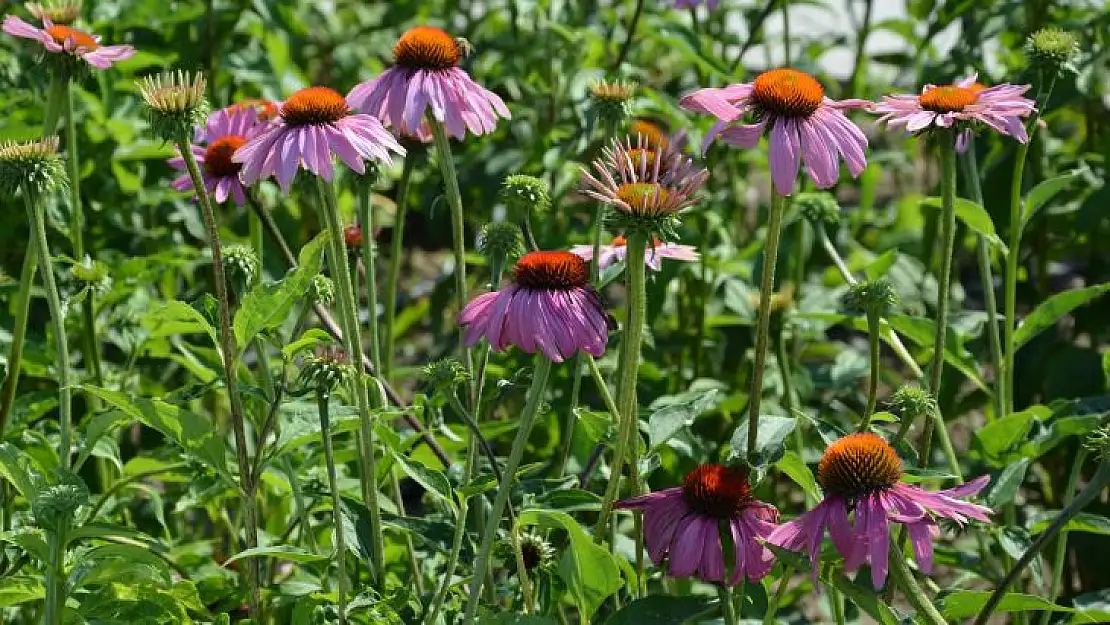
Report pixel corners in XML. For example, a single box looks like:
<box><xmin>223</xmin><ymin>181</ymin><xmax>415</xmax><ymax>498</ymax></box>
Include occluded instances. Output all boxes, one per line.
<box><xmin>168</xmin><ymin>106</ymin><xmax>263</xmax><ymax>205</ymax></box>
<box><xmin>0</xmin><ymin>137</ymin><xmax>66</xmax><ymax>196</ymax></box>
<box><xmin>681</xmin><ymin>68</ymin><xmax>869</xmax><ymax>195</ymax></box>
<box><xmin>873</xmin><ymin>74</ymin><xmax>1035</xmax><ymax>152</ymax></box>
<box><xmin>3</xmin><ymin>13</ymin><xmax>134</xmax><ymax>71</ymax></box>
<box><xmin>300</xmin><ymin>345</ymin><xmax>354</xmax><ymax>393</ymax></box>
<box><xmin>768</xmin><ymin>433</ymin><xmax>992</xmax><ymax>588</ymax></box>
<box><xmin>570</xmin><ymin>235</ymin><xmax>699</xmax><ymax>272</ymax></box>
<box><xmin>233</xmin><ymin>86</ymin><xmax>404</xmax><ymax>192</ymax></box>
<box><xmin>349</xmin><ymin>26</ymin><xmax>510</xmax><ymax>140</ymax></box>
<box><xmin>458</xmin><ymin>251</ymin><xmax>609</xmax><ymax>363</ymax></box>
<box><xmin>617</xmin><ymin>464</ymin><xmax>779</xmax><ymax>585</ymax></box>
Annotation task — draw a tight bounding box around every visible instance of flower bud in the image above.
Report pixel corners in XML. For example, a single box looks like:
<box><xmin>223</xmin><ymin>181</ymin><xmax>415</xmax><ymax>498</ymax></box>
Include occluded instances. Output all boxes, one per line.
<box><xmin>588</xmin><ymin>80</ymin><xmax>637</xmax><ymax>134</ymax></box>
<box><xmin>888</xmin><ymin>385</ymin><xmax>939</xmax><ymax>422</ymax></box>
<box><xmin>137</xmin><ymin>70</ymin><xmax>210</xmax><ymax>142</ymax></box>
<box><xmin>309</xmin><ymin>274</ymin><xmax>335</xmax><ymax>306</ymax></box>
<box><xmin>423</xmin><ymin>358</ymin><xmax>470</xmax><ymax>395</ymax></box>
<box><xmin>32</xmin><ymin>475</ymin><xmax>89</xmax><ymax>533</ymax></box>
<box><xmin>300</xmin><ymin>345</ymin><xmax>354</xmax><ymax>394</ymax></box>
<box><xmin>222</xmin><ymin>244</ymin><xmax>260</xmax><ymax>296</ymax></box>
<box><xmin>0</xmin><ymin>137</ymin><xmax>67</xmax><ymax>197</ymax></box>
<box><xmin>1084</xmin><ymin>425</ymin><xmax>1110</xmax><ymax>462</ymax></box>
<box><xmin>500</xmin><ymin>174</ymin><xmax>551</xmax><ymax>219</ymax></box>
<box><xmin>27</xmin><ymin>0</ymin><xmax>83</xmax><ymax>25</ymax></box>
<box><xmin>1025</xmin><ymin>28</ymin><xmax>1080</xmax><ymax>76</ymax></box>
<box><xmin>842</xmin><ymin>278</ymin><xmax>899</xmax><ymax>318</ymax></box>
<box><xmin>71</xmin><ymin>255</ymin><xmax>112</xmax><ymax>296</ymax></box>
<box><xmin>794</xmin><ymin>191</ymin><xmax>841</xmax><ymax>226</ymax></box>
<box><xmin>478</xmin><ymin>221</ymin><xmax>525</xmax><ymax>268</ymax></box>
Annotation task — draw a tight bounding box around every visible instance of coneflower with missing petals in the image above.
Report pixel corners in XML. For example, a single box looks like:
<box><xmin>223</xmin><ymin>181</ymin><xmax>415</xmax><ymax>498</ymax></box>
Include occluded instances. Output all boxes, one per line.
<box><xmin>349</xmin><ymin>26</ymin><xmax>510</xmax><ymax>140</ymax></box>
<box><xmin>457</xmin><ymin>251</ymin><xmax>609</xmax><ymax>363</ymax></box>
<box><xmin>617</xmin><ymin>464</ymin><xmax>778</xmax><ymax>585</ymax></box>
<box><xmin>3</xmin><ymin>12</ymin><xmax>133</xmax><ymax>71</ymax></box>
<box><xmin>168</xmin><ymin>106</ymin><xmax>263</xmax><ymax>205</ymax></box>
<box><xmin>768</xmin><ymin>432</ymin><xmax>992</xmax><ymax>588</ymax></box>
<box><xmin>232</xmin><ymin>86</ymin><xmax>404</xmax><ymax>192</ymax></box>
<box><xmin>570</xmin><ymin>235</ymin><xmax>698</xmax><ymax>272</ymax></box>
<box><xmin>26</xmin><ymin>0</ymin><xmax>83</xmax><ymax>25</ymax></box>
<box><xmin>681</xmin><ymin>68</ymin><xmax>869</xmax><ymax>195</ymax></box>
<box><xmin>138</xmin><ymin>71</ymin><xmax>209</xmax><ymax>142</ymax></box>
<box><xmin>0</xmin><ymin>137</ymin><xmax>66</xmax><ymax>196</ymax></box>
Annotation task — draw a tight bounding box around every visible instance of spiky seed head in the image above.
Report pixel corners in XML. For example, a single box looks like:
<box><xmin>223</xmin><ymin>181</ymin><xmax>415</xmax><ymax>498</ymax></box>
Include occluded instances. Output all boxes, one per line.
<box><xmin>500</xmin><ymin>174</ymin><xmax>551</xmax><ymax>218</ymax></box>
<box><xmin>842</xmin><ymin>278</ymin><xmax>900</xmax><ymax>317</ymax></box>
<box><xmin>27</xmin><ymin>0</ymin><xmax>84</xmax><ymax>24</ymax></box>
<box><xmin>1084</xmin><ymin>425</ymin><xmax>1110</xmax><ymax>462</ymax></box>
<box><xmin>794</xmin><ymin>191</ymin><xmax>841</xmax><ymax>226</ymax></box>
<box><xmin>519</xmin><ymin>531</ymin><xmax>556</xmax><ymax>572</ymax></box>
<box><xmin>1026</xmin><ymin>28</ymin><xmax>1080</xmax><ymax>75</ymax></box>
<box><xmin>137</xmin><ymin>70</ymin><xmax>210</xmax><ymax>142</ymax></box>
<box><xmin>0</xmin><ymin>137</ymin><xmax>67</xmax><ymax>197</ymax></box>
<box><xmin>309</xmin><ymin>275</ymin><xmax>335</xmax><ymax>306</ymax></box>
<box><xmin>222</xmin><ymin>244</ymin><xmax>260</xmax><ymax>295</ymax></box>
<box><xmin>888</xmin><ymin>385</ymin><xmax>939</xmax><ymax>421</ymax></box>
<box><xmin>478</xmin><ymin>221</ymin><xmax>526</xmax><ymax>269</ymax></box>
<box><xmin>423</xmin><ymin>358</ymin><xmax>470</xmax><ymax>395</ymax></box>
<box><xmin>71</xmin><ymin>255</ymin><xmax>112</xmax><ymax>295</ymax></box>
<box><xmin>588</xmin><ymin>80</ymin><xmax>637</xmax><ymax>132</ymax></box>
<box><xmin>32</xmin><ymin>475</ymin><xmax>89</xmax><ymax>533</ymax></box>
<box><xmin>300</xmin><ymin>345</ymin><xmax>354</xmax><ymax>394</ymax></box>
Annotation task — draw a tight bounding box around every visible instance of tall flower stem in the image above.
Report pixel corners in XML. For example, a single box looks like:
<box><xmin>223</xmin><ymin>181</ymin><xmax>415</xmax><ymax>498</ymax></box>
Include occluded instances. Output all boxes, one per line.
<box><xmin>43</xmin><ymin>523</ymin><xmax>67</xmax><ymax>625</ymax></box>
<box><xmin>763</xmin><ymin>565</ymin><xmax>795</xmax><ymax>625</ymax></box>
<box><xmin>427</xmin><ymin>117</ymin><xmax>473</xmax><ymax>379</ymax></box>
<box><xmin>465</xmin><ymin>356</ymin><xmax>554</xmax><ymax>624</ymax></box>
<box><xmin>747</xmin><ymin>191</ymin><xmax>787</xmax><ymax>462</ymax></box>
<box><xmin>861</xmin><ymin>310</ymin><xmax>881</xmax><ymax>430</ymax></box>
<box><xmin>282</xmin><ymin>455</ymin><xmax>318</xmax><ymax>552</ymax></box>
<box><xmin>1037</xmin><ymin>446</ymin><xmax>1088</xmax><ymax>625</ymax></box>
<box><xmin>888</xmin><ymin>541</ymin><xmax>948</xmax><ymax>625</ymax></box>
<box><xmin>424</xmin><ymin>447</ymin><xmax>474</xmax><ymax>625</ymax></box>
<box><xmin>510</xmin><ymin>522</ymin><xmax>534</xmax><ymax>613</ymax></box>
<box><xmin>975</xmin><ymin>459</ymin><xmax>1110</xmax><ymax>625</ymax></box>
<box><xmin>596</xmin><ymin>231</ymin><xmax>648</xmax><ymax>539</ymax></box>
<box><xmin>0</xmin><ymin>76</ymin><xmax>70</xmax><ymax>433</ymax></box>
<box><xmin>1003</xmin><ymin>76</ymin><xmax>1056</xmax><ymax>415</ymax></box>
<box><xmin>718</xmin><ymin>584</ymin><xmax>738</xmax><ymax>625</ymax></box>
<box><xmin>612</xmin><ymin>0</ymin><xmax>646</xmax><ymax>69</ymax></box>
<box><xmin>177</xmin><ymin>137</ymin><xmax>261</xmax><ymax>616</ymax></box>
<box><xmin>316</xmin><ymin>389</ymin><xmax>349</xmax><ymax>625</ymax></box>
<box><xmin>919</xmin><ymin>137</ymin><xmax>958</xmax><ymax>466</ymax></box>
<box><xmin>357</xmin><ymin>178</ymin><xmax>383</xmax><ymax>369</ymax></box>
<box><xmin>383</xmin><ymin>154</ymin><xmax>415</xmax><ymax>378</ymax></box>
<box><xmin>314</xmin><ymin>177</ymin><xmax>386</xmax><ymax>584</ymax></box>
<box><xmin>64</xmin><ymin>83</ymin><xmax>102</xmax><ymax>389</ymax></box>
<box><xmin>960</xmin><ymin>142</ymin><xmax>1004</xmax><ymax>420</ymax></box>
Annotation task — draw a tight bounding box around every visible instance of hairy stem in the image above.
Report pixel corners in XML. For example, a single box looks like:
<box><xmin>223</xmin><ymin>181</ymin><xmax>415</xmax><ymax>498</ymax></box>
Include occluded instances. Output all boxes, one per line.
<box><xmin>424</xmin><ymin>448</ymin><xmax>474</xmax><ymax>625</ymax></box>
<box><xmin>317</xmin><ymin>390</ymin><xmax>349</xmax><ymax>625</ymax></box>
<box><xmin>889</xmin><ymin>541</ymin><xmax>948</xmax><ymax>625</ymax></box>
<box><xmin>384</xmin><ymin>154</ymin><xmax>415</xmax><ymax>378</ymax></box>
<box><xmin>861</xmin><ymin>310</ymin><xmax>881</xmax><ymax>429</ymax></box>
<box><xmin>357</xmin><ymin>179</ymin><xmax>382</xmax><ymax>368</ymax></box>
<box><xmin>747</xmin><ymin>191</ymin><xmax>787</xmax><ymax>461</ymax></box>
<box><xmin>65</xmin><ymin>84</ymin><xmax>102</xmax><ymax>390</ymax></box>
<box><xmin>1037</xmin><ymin>447</ymin><xmax>1088</xmax><ymax>625</ymax></box>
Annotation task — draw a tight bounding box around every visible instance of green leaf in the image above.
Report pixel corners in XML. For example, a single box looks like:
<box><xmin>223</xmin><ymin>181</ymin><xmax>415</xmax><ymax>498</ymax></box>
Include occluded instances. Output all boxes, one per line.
<box><xmin>604</xmin><ymin>595</ymin><xmax>715</xmax><ymax>624</ymax></box>
<box><xmin>274</xmin><ymin>401</ymin><xmax>361</xmax><ymax>456</ymax></box>
<box><xmin>390</xmin><ymin>452</ymin><xmax>455</xmax><ymax>510</ymax></box>
<box><xmin>973</xmin><ymin>407</ymin><xmax>1040</xmax><ymax>465</ymax></box>
<box><xmin>143</xmin><ymin>300</ymin><xmax>219</xmax><ymax>349</ymax></box>
<box><xmin>223</xmin><ymin>545</ymin><xmax>327</xmax><ymax>566</ymax></box>
<box><xmin>647</xmin><ymin>388</ymin><xmax>718</xmax><ymax>448</ymax></box>
<box><xmin>1014</xmin><ymin>284</ymin><xmax>1110</xmax><ymax>350</ymax></box>
<box><xmin>81</xmin><ymin>386</ymin><xmax>230</xmax><ymax>482</ymax></box>
<box><xmin>0</xmin><ymin>576</ymin><xmax>44</xmax><ymax>607</ymax></box>
<box><xmin>1022</xmin><ymin>169</ymin><xmax>1084</xmax><ymax>229</ymax></box>
<box><xmin>921</xmin><ymin>197</ymin><xmax>1007</xmax><ymax>253</ymax></box>
<box><xmin>0</xmin><ymin>443</ymin><xmax>41</xmax><ymax>498</ymax></box>
<box><xmin>478</xmin><ymin>616</ymin><xmax>558</xmax><ymax>625</ymax></box>
<box><xmin>0</xmin><ymin>530</ymin><xmax>49</xmax><ymax>562</ymax></box>
<box><xmin>1028</xmin><ymin>511</ymin><xmax>1110</xmax><ymax>537</ymax></box>
<box><xmin>937</xmin><ymin>590</ymin><xmax>1073</xmax><ymax>620</ymax></box>
<box><xmin>986</xmin><ymin>458</ymin><xmax>1030</xmax><ymax>508</ymax></box>
<box><xmin>728</xmin><ymin>415</ymin><xmax>796</xmax><ymax>467</ymax></box>
<box><xmin>234</xmin><ymin>232</ymin><xmax>327</xmax><ymax>347</ymax></box>
<box><xmin>774</xmin><ymin>450</ymin><xmax>820</xmax><ymax>502</ymax></box>
<box><xmin>886</xmin><ymin>315</ymin><xmax>989</xmax><ymax>391</ymax></box>
<box><xmin>517</xmin><ymin>509</ymin><xmax>621</xmax><ymax>619</ymax></box>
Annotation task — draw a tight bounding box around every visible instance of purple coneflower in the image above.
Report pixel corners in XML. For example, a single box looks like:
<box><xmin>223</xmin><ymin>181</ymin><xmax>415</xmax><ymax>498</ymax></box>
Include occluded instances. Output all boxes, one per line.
<box><xmin>768</xmin><ymin>432</ymin><xmax>992</xmax><ymax>589</ymax></box>
<box><xmin>232</xmin><ymin>86</ymin><xmax>404</xmax><ymax>192</ymax></box>
<box><xmin>872</xmin><ymin>74</ymin><xmax>1035</xmax><ymax>152</ymax></box>
<box><xmin>570</xmin><ymin>235</ymin><xmax>699</xmax><ymax>271</ymax></box>
<box><xmin>580</xmin><ymin>136</ymin><xmax>708</xmax><ymax>219</ymax></box>
<box><xmin>168</xmin><ymin>106</ymin><xmax>263</xmax><ymax>205</ymax></box>
<box><xmin>617</xmin><ymin>464</ymin><xmax>779</xmax><ymax>585</ymax></box>
<box><xmin>349</xmin><ymin>26</ymin><xmax>510</xmax><ymax>140</ymax></box>
<box><xmin>458</xmin><ymin>251</ymin><xmax>608</xmax><ymax>363</ymax></box>
<box><xmin>680</xmin><ymin>68</ymin><xmax>869</xmax><ymax>195</ymax></box>
<box><xmin>3</xmin><ymin>15</ymin><xmax>134</xmax><ymax>69</ymax></box>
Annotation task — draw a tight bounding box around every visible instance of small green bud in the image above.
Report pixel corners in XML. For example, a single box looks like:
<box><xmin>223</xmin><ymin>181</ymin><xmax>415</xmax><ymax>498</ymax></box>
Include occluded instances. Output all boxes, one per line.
<box><xmin>137</xmin><ymin>70</ymin><xmax>209</xmax><ymax>142</ymax></box>
<box><xmin>32</xmin><ymin>476</ymin><xmax>89</xmax><ymax>533</ymax></box>
<box><xmin>222</xmin><ymin>244</ymin><xmax>260</xmax><ymax>295</ymax></box>
<box><xmin>27</xmin><ymin>0</ymin><xmax>83</xmax><ymax>24</ymax></box>
<box><xmin>500</xmin><ymin>174</ymin><xmax>551</xmax><ymax>218</ymax></box>
<box><xmin>0</xmin><ymin>137</ymin><xmax>67</xmax><ymax>197</ymax></box>
<box><xmin>1083</xmin><ymin>425</ymin><xmax>1110</xmax><ymax>462</ymax></box>
<box><xmin>842</xmin><ymin>278</ymin><xmax>900</xmax><ymax>318</ymax></box>
<box><xmin>888</xmin><ymin>385</ymin><xmax>939</xmax><ymax>422</ymax></box>
<box><xmin>478</xmin><ymin>222</ymin><xmax>525</xmax><ymax>266</ymax></box>
<box><xmin>309</xmin><ymin>275</ymin><xmax>335</xmax><ymax>306</ymax></box>
<box><xmin>1026</xmin><ymin>28</ymin><xmax>1080</xmax><ymax>75</ymax></box>
<box><xmin>299</xmin><ymin>345</ymin><xmax>354</xmax><ymax>394</ymax></box>
<box><xmin>794</xmin><ymin>191</ymin><xmax>841</xmax><ymax>226</ymax></box>
<box><xmin>71</xmin><ymin>255</ymin><xmax>112</xmax><ymax>296</ymax></box>
<box><xmin>423</xmin><ymin>358</ymin><xmax>470</xmax><ymax>395</ymax></box>
<box><xmin>588</xmin><ymin>80</ymin><xmax>637</xmax><ymax>133</ymax></box>
<box><xmin>496</xmin><ymin>531</ymin><xmax>556</xmax><ymax>575</ymax></box>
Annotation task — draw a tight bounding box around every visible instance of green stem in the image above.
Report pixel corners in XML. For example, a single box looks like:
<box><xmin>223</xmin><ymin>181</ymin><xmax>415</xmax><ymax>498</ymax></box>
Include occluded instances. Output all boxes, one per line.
<box><xmin>384</xmin><ymin>154</ymin><xmax>415</xmax><ymax>378</ymax></box>
<box><xmin>510</xmin><ymin>522</ymin><xmax>534</xmax><ymax>613</ymax></box>
<box><xmin>389</xmin><ymin>469</ymin><xmax>425</xmax><ymax>595</ymax></box>
<box><xmin>829</xmin><ymin>583</ymin><xmax>845</xmax><ymax>625</ymax></box>
<box><xmin>763</xmin><ymin>565</ymin><xmax>794</xmax><ymax>625</ymax></box>
<box><xmin>177</xmin><ymin>137</ymin><xmax>261</xmax><ymax>617</ymax></box>
<box><xmin>44</xmin><ymin>524</ymin><xmax>67</xmax><ymax>625</ymax></box>
<box><xmin>975</xmin><ymin>460</ymin><xmax>1110</xmax><ymax>625</ymax></box>
<box><xmin>889</xmin><ymin>540</ymin><xmax>948</xmax><ymax>625</ymax></box>
<box><xmin>846</xmin><ymin>0</ymin><xmax>874</xmax><ymax>99</ymax></box>
<box><xmin>357</xmin><ymin>179</ymin><xmax>382</xmax><ymax>368</ymax></box>
<box><xmin>24</xmin><ymin>192</ymin><xmax>73</xmax><ymax>470</ymax></box>
<box><xmin>747</xmin><ymin>191</ymin><xmax>787</xmax><ymax>461</ymax></box>
<box><xmin>0</xmin><ymin>75</ymin><xmax>70</xmax><ymax>436</ymax></box>
<box><xmin>718</xmin><ymin>584</ymin><xmax>738</xmax><ymax>625</ymax></box>
<box><xmin>861</xmin><ymin>310</ymin><xmax>881</xmax><ymax>429</ymax></box>
<box><xmin>1003</xmin><ymin>76</ymin><xmax>1056</xmax><ymax>416</ymax></box>
<box><xmin>427</xmin><ymin>117</ymin><xmax>473</xmax><ymax>376</ymax></box>
<box><xmin>596</xmin><ymin>231</ymin><xmax>647</xmax><ymax>539</ymax></box>
<box><xmin>317</xmin><ymin>390</ymin><xmax>349</xmax><ymax>625</ymax></box>
<box><xmin>282</xmin><ymin>455</ymin><xmax>318</xmax><ymax>552</ymax></box>
<box><xmin>65</xmin><ymin>84</ymin><xmax>102</xmax><ymax>390</ymax></box>
<box><xmin>612</xmin><ymin>0</ymin><xmax>646</xmax><ymax>69</ymax></box>
<box><xmin>960</xmin><ymin>142</ymin><xmax>1004</xmax><ymax>420</ymax></box>
<box><xmin>314</xmin><ymin>177</ymin><xmax>385</xmax><ymax>584</ymax></box>
<box><xmin>464</xmin><ymin>356</ymin><xmax>553</xmax><ymax>623</ymax></box>
<box><xmin>249</xmin><ymin>207</ymin><xmax>264</xmax><ymax>267</ymax></box>
<box><xmin>424</xmin><ymin>446</ymin><xmax>474</xmax><ymax>625</ymax></box>
<box><xmin>1037</xmin><ymin>447</ymin><xmax>1088</xmax><ymax>625</ymax></box>
<box><xmin>919</xmin><ymin>137</ymin><xmax>958</xmax><ymax>466</ymax></box>
<box><xmin>555</xmin><ymin>353</ymin><xmax>583</xmax><ymax>478</ymax></box>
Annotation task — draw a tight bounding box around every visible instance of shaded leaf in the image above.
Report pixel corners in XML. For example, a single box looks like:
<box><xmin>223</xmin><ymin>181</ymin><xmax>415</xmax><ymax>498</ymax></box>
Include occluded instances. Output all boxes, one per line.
<box><xmin>647</xmin><ymin>388</ymin><xmax>718</xmax><ymax>448</ymax></box>
<box><xmin>223</xmin><ymin>545</ymin><xmax>327</xmax><ymax>566</ymax></box>
<box><xmin>1014</xmin><ymin>284</ymin><xmax>1110</xmax><ymax>350</ymax></box>
<box><xmin>604</xmin><ymin>595</ymin><xmax>714</xmax><ymax>624</ymax></box>
<box><xmin>1022</xmin><ymin>169</ymin><xmax>1084</xmax><ymax>229</ymax></box>
<box><xmin>937</xmin><ymin>590</ymin><xmax>1072</xmax><ymax>620</ymax></box>
<box><xmin>1028</xmin><ymin>511</ymin><xmax>1110</xmax><ymax>537</ymax></box>
<box><xmin>728</xmin><ymin>415</ymin><xmax>796</xmax><ymax>467</ymax></box>
<box><xmin>921</xmin><ymin>196</ymin><xmax>1007</xmax><ymax>252</ymax></box>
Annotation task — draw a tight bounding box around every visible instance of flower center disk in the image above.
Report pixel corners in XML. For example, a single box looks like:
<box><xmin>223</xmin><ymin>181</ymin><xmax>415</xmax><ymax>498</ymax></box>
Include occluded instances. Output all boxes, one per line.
<box><xmin>281</xmin><ymin>87</ymin><xmax>349</xmax><ymax>126</ymax></box>
<box><xmin>817</xmin><ymin>433</ymin><xmax>902</xmax><ymax>498</ymax></box>
<box><xmin>513</xmin><ymin>251</ymin><xmax>589</xmax><ymax>290</ymax></box>
<box><xmin>394</xmin><ymin>26</ymin><xmax>460</xmax><ymax>70</ymax></box>
<box><xmin>752</xmin><ymin>68</ymin><xmax>824</xmax><ymax>118</ymax></box>
<box><xmin>46</xmin><ymin>25</ymin><xmax>98</xmax><ymax>50</ymax></box>
<box><xmin>616</xmin><ymin>182</ymin><xmax>670</xmax><ymax>213</ymax></box>
<box><xmin>919</xmin><ymin>85</ymin><xmax>979</xmax><ymax>113</ymax></box>
<box><xmin>203</xmin><ymin>136</ymin><xmax>246</xmax><ymax>178</ymax></box>
<box><xmin>682</xmin><ymin>464</ymin><xmax>754</xmax><ymax>518</ymax></box>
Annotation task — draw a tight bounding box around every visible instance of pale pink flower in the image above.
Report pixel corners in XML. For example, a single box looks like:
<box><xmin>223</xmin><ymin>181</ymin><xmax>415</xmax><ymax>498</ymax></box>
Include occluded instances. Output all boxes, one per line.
<box><xmin>3</xmin><ymin>15</ymin><xmax>134</xmax><ymax>69</ymax></box>
<box><xmin>570</xmin><ymin>235</ymin><xmax>699</xmax><ymax>271</ymax></box>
